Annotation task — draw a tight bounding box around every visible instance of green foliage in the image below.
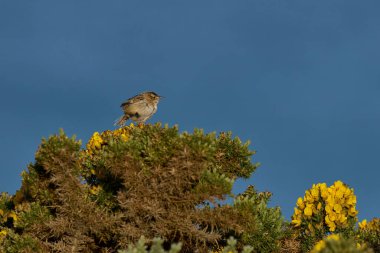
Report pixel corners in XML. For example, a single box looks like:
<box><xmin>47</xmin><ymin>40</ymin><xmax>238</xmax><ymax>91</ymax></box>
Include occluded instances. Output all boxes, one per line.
<box><xmin>14</xmin><ymin>129</ymin><xmax>82</xmax><ymax>206</ymax></box>
<box><xmin>357</xmin><ymin>218</ymin><xmax>380</xmax><ymax>252</ymax></box>
<box><xmin>13</xmin><ymin>203</ymin><xmax>50</xmax><ymax>231</ymax></box>
<box><xmin>81</xmin><ymin>124</ymin><xmax>261</xmax><ymax>251</ymax></box>
<box><xmin>233</xmin><ymin>186</ymin><xmax>284</xmax><ymax>253</ymax></box>
<box><xmin>214</xmin><ymin>237</ymin><xmax>254</xmax><ymax>253</ymax></box>
<box><xmin>1</xmin><ymin>124</ymin><xmax>274</xmax><ymax>252</ymax></box>
<box><xmin>118</xmin><ymin>236</ymin><xmax>254</xmax><ymax>253</ymax></box>
<box><xmin>118</xmin><ymin>236</ymin><xmax>182</xmax><ymax>253</ymax></box>
<box><xmin>310</xmin><ymin>235</ymin><xmax>373</xmax><ymax>253</ymax></box>
<box><xmin>0</xmin><ymin>193</ymin><xmax>15</xmax><ymax>228</ymax></box>
<box><xmin>0</xmin><ymin>230</ymin><xmax>43</xmax><ymax>253</ymax></box>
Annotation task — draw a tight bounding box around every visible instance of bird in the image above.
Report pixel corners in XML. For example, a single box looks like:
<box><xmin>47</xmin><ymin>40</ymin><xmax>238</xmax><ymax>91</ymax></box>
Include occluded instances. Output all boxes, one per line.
<box><xmin>114</xmin><ymin>91</ymin><xmax>162</xmax><ymax>126</ymax></box>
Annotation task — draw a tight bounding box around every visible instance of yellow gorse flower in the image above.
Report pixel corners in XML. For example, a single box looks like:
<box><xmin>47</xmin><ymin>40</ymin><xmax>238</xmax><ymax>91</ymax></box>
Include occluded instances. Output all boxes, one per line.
<box><xmin>291</xmin><ymin>181</ymin><xmax>358</xmax><ymax>234</ymax></box>
<box><xmin>359</xmin><ymin>218</ymin><xmax>380</xmax><ymax>232</ymax></box>
<box><xmin>0</xmin><ymin>230</ymin><xmax>7</xmax><ymax>238</ymax></box>
<box><xmin>311</xmin><ymin>234</ymin><xmax>340</xmax><ymax>253</ymax></box>
<box><xmin>86</xmin><ymin>132</ymin><xmax>104</xmax><ymax>155</ymax></box>
<box><xmin>85</xmin><ymin>126</ymin><xmax>132</xmax><ymax>156</ymax></box>
<box><xmin>2</xmin><ymin>211</ymin><xmax>18</xmax><ymax>223</ymax></box>
<box><xmin>358</xmin><ymin>219</ymin><xmax>367</xmax><ymax>229</ymax></box>
<box><xmin>291</xmin><ymin>207</ymin><xmax>302</xmax><ymax>227</ymax></box>
<box><xmin>304</xmin><ymin>204</ymin><xmax>313</xmax><ymax>217</ymax></box>
<box><xmin>297</xmin><ymin>197</ymin><xmax>305</xmax><ymax>209</ymax></box>
<box><xmin>89</xmin><ymin>185</ymin><xmax>102</xmax><ymax>195</ymax></box>
<box><xmin>82</xmin><ymin>126</ymin><xmax>133</xmax><ymax>178</ymax></box>
<box><xmin>8</xmin><ymin>211</ymin><xmax>18</xmax><ymax>221</ymax></box>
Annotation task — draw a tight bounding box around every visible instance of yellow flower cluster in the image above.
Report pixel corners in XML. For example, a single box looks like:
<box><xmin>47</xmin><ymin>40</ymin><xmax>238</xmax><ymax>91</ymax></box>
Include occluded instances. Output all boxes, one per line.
<box><xmin>86</xmin><ymin>132</ymin><xmax>104</xmax><ymax>152</ymax></box>
<box><xmin>311</xmin><ymin>234</ymin><xmax>340</xmax><ymax>253</ymax></box>
<box><xmin>292</xmin><ymin>181</ymin><xmax>358</xmax><ymax>232</ymax></box>
<box><xmin>85</xmin><ymin>124</ymin><xmax>133</xmax><ymax>155</ymax></box>
<box><xmin>0</xmin><ymin>209</ymin><xmax>18</xmax><ymax>223</ymax></box>
<box><xmin>359</xmin><ymin>218</ymin><xmax>380</xmax><ymax>232</ymax></box>
<box><xmin>359</xmin><ymin>219</ymin><xmax>367</xmax><ymax>230</ymax></box>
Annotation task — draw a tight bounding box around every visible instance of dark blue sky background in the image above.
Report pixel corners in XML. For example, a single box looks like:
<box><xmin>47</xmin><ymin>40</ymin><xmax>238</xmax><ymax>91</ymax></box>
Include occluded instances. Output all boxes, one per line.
<box><xmin>1</xmin><ymin>1</ymin><xmax>379</xmax><ymax>220</ymax></box>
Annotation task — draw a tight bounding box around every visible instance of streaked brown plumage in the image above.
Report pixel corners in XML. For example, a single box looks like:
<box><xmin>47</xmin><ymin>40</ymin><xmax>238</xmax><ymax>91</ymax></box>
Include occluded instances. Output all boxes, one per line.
<box><xmin>114</xmin><ymin>91</ymin><xmax>162</xmax><ymax>126</ymax></box>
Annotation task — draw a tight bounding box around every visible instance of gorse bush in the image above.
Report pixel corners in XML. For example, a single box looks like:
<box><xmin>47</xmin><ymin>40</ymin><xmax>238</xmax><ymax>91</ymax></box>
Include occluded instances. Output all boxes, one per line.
<box><xmin>234</xmin><ymin>186</ymin><xmax>284</xmax><ymax>253</ymax></box>
<box><xmin>80</xmin><ymin>123</ymin><xmax>261</xmax><ymax>251</ymax></box>
<box><xmin>291</xmin><ymin>181</ymin><xmax>358</xmax><ymax>251</ymax></box>
<box><xmin>0</xmin><ymin>124</ymin><xmax>286</xmax><ymax>252</ymax></box>
<box><xmin>357</xmin><ymin>218</ymin><xmax>380</xmax><ymax>252</ymax></box>
<box><xmin>310</xmin><ymin>234</ymin><xmax>373</xmax><ymax>253</ymax></box>
<box><xmin>0</xmin><ymin>124</ymin><xmax>378</xmax><ymax>252</ymax></box>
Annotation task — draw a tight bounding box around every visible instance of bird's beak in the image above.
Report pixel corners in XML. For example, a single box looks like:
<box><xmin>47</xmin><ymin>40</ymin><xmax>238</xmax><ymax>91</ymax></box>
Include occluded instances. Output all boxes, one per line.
<box><xmin>159</xmin><ymin>95</ymin><xmax>165</xmax><ymax>99</ymax></box>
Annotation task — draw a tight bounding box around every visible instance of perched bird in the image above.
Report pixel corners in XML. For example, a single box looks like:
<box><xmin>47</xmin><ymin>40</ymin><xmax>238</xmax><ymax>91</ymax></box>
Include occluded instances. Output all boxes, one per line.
<box><xmin>114</xmin><ymin>91</ymin><xmax>162</xmax><ymax>126</ymax></box>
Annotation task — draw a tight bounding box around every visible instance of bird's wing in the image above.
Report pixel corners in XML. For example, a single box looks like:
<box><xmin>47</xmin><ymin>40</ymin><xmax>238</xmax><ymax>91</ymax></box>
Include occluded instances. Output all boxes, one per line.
<box><xmin>121</xmin><ymin>99</ymin><xmax>149</xmax><ymax>115</ymax></box>
<box><xmin>120</xmin><ymin>94</ymin><xmax>145</xmax><ymax>108</ymax></box>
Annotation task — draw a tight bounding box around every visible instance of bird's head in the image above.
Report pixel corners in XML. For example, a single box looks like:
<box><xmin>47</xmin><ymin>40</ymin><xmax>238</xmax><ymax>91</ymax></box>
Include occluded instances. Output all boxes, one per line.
<box><xmin>145</xmin><ymin>91</ymin><xmax>163</xmax><ymax>103</ymax></box>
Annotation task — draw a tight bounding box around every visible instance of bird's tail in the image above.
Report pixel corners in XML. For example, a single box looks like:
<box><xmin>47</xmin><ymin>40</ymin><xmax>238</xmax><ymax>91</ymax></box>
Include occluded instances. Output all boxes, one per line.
<box><xmin>114</xmin><ymin>115</ymin><xmax>129</xmax><ymax>127</ymax></box>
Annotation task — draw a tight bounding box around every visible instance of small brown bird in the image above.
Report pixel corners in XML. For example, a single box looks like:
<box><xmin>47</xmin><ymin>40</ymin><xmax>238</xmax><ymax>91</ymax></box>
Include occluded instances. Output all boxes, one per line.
<box><xmin>114</xmin><ymin>91</ymin><xmax>162</xmax><ymax>126</ymax></box>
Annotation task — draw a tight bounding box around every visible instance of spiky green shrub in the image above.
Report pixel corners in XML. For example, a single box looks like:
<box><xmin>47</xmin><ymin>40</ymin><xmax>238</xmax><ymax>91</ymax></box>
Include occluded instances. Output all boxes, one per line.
<box><xmin>0</xmin><ymin>124</ymin><xmax>285</xmax><ymax>252</ymax></box>
<box><xmin>357</xmin><ymin>218</ymin><xmax>380</xmax><ymax>252</ymax></box>
<box><xmin>233</xmin><ymin>186</ymin><xmax>284</xmax><ymax>253</ymax></box>
<box><xmin>310</xmin><ymin>234</ymin><xmax>373</xmax><ymax>253</ymax></box>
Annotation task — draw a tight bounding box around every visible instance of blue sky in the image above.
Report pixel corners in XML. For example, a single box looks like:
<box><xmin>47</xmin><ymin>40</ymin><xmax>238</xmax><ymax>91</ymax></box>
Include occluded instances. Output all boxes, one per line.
<box><xmin>1</xmin><ymin>0</ymin><xmax>379</xmax><ymax>220</ymax></box>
